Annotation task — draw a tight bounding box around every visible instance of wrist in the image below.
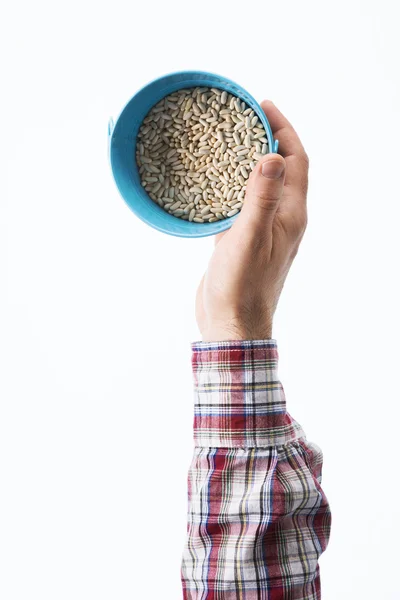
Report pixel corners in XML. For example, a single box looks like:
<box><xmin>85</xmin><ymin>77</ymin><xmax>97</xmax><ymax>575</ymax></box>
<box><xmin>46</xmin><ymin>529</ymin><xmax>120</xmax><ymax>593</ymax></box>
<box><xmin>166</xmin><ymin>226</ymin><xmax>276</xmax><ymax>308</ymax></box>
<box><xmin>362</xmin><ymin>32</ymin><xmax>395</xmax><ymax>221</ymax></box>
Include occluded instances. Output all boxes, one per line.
<box><xmin>201</xmin><ymin>317</ymin><xmax>273</xmax><ymax>343</ymax></box>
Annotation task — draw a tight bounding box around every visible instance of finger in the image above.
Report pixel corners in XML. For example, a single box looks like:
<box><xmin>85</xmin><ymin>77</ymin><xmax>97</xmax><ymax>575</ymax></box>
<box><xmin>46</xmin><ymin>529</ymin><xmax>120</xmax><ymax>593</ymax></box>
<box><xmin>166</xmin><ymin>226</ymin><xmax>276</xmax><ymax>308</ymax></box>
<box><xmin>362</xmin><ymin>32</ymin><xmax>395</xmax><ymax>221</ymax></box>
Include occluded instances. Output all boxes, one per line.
<box><xmin>262</xmin><ymin>100</ymin><xmax>306</xmax><ymax>158</ymax></box>
<box><xmin>261</xmin><ymin>100</ymin><xmax>309</xmax><ymax>196</ymax></box>
<box><xmin>234</xmin><ymin>153</ymin><xmax>286</xmax><ymax>242</ymax></box>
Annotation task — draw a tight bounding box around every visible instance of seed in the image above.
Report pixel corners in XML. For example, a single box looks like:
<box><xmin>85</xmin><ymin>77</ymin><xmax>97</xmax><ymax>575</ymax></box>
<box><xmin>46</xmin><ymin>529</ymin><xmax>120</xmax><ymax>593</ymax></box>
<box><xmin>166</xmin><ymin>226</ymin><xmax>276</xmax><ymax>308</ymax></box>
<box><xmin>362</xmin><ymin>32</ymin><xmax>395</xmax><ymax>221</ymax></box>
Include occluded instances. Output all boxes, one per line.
<box><xmin>136</xmin><ymin>87</ymin><xmax>268</xmax><ymax>223</ymax></box>
<box><xmin>183</xmin><ymin>202</ymin><xmax>195</xmax><ymax>214</ymax></box>
<box><xmin>227</xmin><ymin>188</ymin><xmax>235</xmax><ymax>202</ymax></box>
<box><xmin>234</xmin><ymin>121</ymin><xmax>245</xmax><ymax>131</ymax></box>
<box><xmin>240</xmin><ymin>166</ymin><xmax>249</xmax><ymax>179</ymax></box>
<box><xmin>233</xmin><ymin>132</ymin><xmax>241</xmax><ymax>145</ymax></box>
<box><xmin>227</xmin><ymin>208</ymin><xmax>239</xmax><ymax>217</ymax></box>
<box><xmin>170</xmin><ymin>201</ymin><xmax>181</xmax><ymax>211</ymax></box>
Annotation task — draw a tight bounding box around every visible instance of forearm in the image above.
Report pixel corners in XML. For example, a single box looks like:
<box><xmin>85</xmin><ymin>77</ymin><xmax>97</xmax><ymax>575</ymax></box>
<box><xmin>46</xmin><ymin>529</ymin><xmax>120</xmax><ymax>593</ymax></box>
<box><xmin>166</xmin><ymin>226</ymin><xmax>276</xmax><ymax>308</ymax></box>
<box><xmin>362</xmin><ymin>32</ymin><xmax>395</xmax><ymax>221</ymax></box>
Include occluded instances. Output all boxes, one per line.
<box><xmin>181</xmin><ymin>340</ymin><xmax>331</xmax><ymax>600</ymax></box>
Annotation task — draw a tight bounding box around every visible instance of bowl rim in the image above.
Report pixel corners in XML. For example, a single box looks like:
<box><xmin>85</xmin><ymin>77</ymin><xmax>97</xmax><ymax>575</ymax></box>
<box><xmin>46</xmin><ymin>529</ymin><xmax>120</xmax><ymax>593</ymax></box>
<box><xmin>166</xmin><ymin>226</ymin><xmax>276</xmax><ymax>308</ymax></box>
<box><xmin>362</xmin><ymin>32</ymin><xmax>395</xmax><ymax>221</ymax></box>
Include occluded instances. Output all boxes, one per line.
<box><xmin>109</xmin><ymin>70</ymin><xmax>278</xmax><ymax>238</ymax></box>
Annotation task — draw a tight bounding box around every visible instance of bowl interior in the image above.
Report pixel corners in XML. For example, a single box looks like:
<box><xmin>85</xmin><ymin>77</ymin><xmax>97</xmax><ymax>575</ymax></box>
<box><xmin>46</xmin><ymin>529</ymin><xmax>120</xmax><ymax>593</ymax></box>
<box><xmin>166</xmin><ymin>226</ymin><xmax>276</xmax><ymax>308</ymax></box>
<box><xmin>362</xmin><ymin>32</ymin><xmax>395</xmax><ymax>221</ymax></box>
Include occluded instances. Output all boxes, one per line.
<box><xmin>109</xmin><ymin>71</ymin><xmax>276</xmax><ymax>238</ymax></box>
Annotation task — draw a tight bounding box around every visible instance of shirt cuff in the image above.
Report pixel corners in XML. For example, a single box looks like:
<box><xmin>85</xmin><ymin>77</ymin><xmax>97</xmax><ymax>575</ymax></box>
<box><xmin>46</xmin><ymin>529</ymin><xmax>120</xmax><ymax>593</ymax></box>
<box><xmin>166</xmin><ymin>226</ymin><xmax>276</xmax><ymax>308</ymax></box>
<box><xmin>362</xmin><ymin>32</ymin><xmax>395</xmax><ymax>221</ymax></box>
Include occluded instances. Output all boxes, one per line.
<box><xmin>191</xmin><ymin>339</ymin><xmax>305</xmax><ymax>448</ymax></box>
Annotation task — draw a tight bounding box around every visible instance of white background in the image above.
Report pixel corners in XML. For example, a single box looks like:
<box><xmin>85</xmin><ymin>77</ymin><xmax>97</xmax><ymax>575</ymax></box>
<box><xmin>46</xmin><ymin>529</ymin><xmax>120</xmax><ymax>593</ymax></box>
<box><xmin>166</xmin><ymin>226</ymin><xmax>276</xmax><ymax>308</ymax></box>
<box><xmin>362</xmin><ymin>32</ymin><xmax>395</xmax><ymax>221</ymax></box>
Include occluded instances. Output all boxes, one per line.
<box><xmin>1</xmin><ymin>1</ymin><xmax>399</xmax><ymax>598</ymax></box>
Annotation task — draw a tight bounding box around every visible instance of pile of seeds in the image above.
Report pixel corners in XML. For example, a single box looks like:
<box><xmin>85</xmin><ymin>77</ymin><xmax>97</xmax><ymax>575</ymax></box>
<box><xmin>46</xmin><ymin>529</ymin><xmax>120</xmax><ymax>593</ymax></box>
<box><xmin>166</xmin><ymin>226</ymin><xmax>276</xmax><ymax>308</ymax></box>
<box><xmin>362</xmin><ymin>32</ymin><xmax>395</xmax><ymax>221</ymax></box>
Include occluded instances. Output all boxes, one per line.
<box><xmin>136</xmin><ymin>87</ymin><xmax>269</xmax><ymax>223</ymax></box>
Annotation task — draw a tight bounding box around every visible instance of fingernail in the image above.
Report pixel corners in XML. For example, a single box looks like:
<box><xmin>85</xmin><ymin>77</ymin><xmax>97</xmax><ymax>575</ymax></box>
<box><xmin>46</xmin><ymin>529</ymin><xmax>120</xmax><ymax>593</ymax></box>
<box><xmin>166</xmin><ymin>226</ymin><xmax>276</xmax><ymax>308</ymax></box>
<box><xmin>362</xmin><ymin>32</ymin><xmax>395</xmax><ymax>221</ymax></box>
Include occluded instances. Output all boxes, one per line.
<box><xmin>261</xmin><ymin>159</ymin><xmax>285</xmax><ymax>179</ymax></box>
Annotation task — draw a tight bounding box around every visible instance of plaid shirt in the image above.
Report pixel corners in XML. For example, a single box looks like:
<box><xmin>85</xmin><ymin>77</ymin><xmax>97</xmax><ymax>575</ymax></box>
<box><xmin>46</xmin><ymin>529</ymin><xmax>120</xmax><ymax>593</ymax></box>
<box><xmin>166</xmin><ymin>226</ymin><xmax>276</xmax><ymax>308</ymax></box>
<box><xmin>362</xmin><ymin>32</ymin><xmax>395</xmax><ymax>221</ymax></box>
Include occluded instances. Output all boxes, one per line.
<box><xmin>181</xmin><ymin>340</ymin><xmax>331</xmax><ymax>600</ymax></box>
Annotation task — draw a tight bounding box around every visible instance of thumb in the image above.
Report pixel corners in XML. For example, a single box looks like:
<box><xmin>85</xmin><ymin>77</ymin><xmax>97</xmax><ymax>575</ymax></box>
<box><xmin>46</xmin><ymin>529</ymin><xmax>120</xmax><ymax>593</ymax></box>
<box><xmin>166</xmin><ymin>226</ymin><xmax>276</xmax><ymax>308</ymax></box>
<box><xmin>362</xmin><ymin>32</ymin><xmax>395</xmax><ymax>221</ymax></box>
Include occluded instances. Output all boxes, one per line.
<box><xmin>236</xmin><ymin>154</ymin><xmax>286</xmax><ymax>236</ymax></box>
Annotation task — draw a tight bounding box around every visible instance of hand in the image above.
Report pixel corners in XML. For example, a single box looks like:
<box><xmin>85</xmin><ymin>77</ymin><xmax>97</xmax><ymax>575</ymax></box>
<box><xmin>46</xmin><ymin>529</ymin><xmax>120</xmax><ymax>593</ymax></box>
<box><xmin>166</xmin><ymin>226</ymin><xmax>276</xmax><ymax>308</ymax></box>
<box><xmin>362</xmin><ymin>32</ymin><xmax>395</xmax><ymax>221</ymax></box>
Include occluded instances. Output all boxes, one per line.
<box><xmin>196</xmin><ymin>101</ymin><xmax>309</xmax><ymax>342</ymax></box>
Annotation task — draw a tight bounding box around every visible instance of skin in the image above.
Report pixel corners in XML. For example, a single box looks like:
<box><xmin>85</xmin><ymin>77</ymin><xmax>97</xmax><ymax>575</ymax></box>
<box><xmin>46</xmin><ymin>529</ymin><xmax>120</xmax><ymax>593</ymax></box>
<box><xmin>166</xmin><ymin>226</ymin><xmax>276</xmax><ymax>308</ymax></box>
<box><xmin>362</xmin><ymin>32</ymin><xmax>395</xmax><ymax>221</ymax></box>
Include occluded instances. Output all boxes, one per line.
<box><xmin>196</xmin><ymin>100</ymin><xmax>309</xmax><ymax>342</ymax></box>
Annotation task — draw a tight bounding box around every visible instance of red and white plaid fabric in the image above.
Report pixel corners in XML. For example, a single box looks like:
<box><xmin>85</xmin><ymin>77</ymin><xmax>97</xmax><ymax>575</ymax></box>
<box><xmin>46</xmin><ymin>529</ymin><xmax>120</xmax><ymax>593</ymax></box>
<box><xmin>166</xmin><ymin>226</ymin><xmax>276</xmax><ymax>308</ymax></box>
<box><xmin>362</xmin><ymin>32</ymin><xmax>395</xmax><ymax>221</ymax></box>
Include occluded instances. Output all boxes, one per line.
<box><xmin>181</xmin><ymin>340</ymin><xmax>331</xmax><ymax>600</ymax></box>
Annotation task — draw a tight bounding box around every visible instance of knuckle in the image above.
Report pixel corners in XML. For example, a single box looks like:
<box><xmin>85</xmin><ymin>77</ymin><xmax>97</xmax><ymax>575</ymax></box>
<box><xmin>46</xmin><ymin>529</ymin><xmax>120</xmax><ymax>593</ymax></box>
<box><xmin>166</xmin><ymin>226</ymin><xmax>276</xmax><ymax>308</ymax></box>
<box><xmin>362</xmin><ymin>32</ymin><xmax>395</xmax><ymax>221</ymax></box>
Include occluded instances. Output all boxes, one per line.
<box><xmin>298</xmin><ymin>208</ymin><xmax>308</xmax><ymax>233</ymax></box>
<box><xmin>290</xmin><ymin>242</ymin><xmax>300</xmax><ymax>260</ymax></box>
<box><xmin>301</xmin><ymin>177</ymin><xmax>309</xmax><ymax>197</ymax></box>
<box><xmin>281</xmin><ymin>208</ymin><xmax>307</xmax><ymax>240</ymax></box>
<box><xmin>298</xmin><ymin>147</ymin><xmax>309</xmax><ymax>169</ymax></box>
<box><xmin>250</xmin><ymin>183</ymin><xmax>282</xmax><ymax>211</ymax></box>
<box><xmin>252</xmin><ymin>193</ymin><xmax>280</xmax><ymax>211</ymax></box>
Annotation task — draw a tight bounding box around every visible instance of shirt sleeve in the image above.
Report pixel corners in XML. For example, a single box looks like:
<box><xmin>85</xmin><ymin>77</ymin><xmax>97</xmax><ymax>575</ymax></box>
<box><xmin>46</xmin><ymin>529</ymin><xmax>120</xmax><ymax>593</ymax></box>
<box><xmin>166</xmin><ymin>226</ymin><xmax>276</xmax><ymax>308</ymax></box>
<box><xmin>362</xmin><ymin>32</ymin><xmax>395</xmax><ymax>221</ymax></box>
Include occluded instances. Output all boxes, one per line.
<box><xmin>181</xmin><ymin>340</ymin><xmax>331</xmax><ymax>600</ymax></box>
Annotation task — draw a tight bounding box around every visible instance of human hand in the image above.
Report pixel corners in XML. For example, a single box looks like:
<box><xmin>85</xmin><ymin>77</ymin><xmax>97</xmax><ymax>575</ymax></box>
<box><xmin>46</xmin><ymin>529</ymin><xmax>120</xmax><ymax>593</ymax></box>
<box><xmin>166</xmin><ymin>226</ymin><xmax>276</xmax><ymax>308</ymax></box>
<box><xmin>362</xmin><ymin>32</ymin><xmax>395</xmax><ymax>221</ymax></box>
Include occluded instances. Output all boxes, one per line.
<box><xmin>196</xmin><ymin>101</ymin><xmax>309</xmax><ymax>342</ymax></box>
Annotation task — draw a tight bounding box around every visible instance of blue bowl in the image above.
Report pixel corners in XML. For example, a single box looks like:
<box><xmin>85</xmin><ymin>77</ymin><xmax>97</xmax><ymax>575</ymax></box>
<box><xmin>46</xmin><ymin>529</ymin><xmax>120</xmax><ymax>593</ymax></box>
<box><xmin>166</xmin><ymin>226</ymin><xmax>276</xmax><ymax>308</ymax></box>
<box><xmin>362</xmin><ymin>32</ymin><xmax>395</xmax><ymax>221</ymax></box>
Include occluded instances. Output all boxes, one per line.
<box><xmin>108</xmin><ymin>71</ymin><xmax>279</xmax><ymax>238</ymax></box>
